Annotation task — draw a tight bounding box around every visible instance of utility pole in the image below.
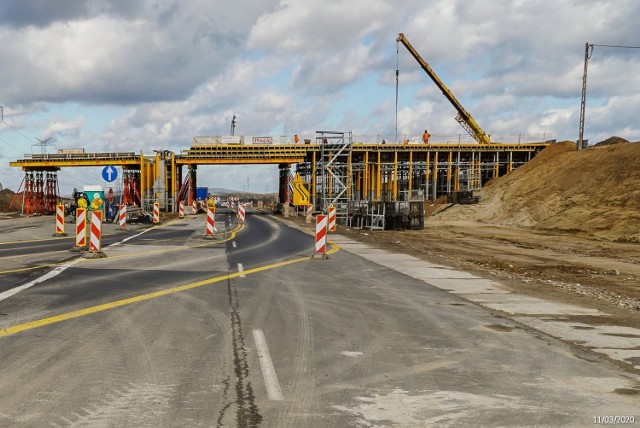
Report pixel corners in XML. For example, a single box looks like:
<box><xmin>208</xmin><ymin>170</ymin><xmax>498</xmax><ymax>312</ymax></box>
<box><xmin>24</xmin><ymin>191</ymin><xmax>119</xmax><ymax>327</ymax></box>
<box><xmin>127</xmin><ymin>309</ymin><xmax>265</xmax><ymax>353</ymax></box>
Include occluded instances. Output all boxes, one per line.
<box><xmin>578</xmin><ymin>43</ymin><xmax>592</xmax><ymax>151</ymax></box>
<box><xmin>578</xmin><ymin>42</ymin><xmax>640</xmax><ymax>150</ymax></box>
<box><xmin>230</xmin><ymin>114</ymin><xmax>236</xmax><ymax>136</ymax></box>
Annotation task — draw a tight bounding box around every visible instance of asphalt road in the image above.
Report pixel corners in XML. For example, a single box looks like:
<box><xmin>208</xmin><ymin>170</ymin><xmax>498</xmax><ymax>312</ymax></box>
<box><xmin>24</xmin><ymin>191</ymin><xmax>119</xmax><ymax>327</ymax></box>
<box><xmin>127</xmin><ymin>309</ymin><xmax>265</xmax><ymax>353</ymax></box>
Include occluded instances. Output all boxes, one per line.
<box><xmin>0</xmin><ymin>209</ymin><xmax>638</xmax><ymax>427</ymax></box>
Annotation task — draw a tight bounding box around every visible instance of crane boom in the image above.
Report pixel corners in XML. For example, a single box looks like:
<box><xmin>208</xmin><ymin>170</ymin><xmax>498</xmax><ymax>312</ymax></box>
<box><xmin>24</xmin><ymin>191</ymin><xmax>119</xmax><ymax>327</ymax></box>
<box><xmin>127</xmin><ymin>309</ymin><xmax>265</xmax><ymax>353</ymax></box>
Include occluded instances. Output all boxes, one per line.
<box><xmin>396</xmin><ymin>33</ymin><xmax>491</xmax><ymax>145</ymax></box>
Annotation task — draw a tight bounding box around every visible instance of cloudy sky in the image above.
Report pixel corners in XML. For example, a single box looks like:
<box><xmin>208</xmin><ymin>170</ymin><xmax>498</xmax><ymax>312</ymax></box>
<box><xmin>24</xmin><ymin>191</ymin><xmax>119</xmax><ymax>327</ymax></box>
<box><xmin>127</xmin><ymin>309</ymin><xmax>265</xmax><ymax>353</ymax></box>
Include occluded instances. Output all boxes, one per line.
<box><xmin>1</xmin><ymin>0</ymin><xmax>639</xmax><ymax>194</ymax></box>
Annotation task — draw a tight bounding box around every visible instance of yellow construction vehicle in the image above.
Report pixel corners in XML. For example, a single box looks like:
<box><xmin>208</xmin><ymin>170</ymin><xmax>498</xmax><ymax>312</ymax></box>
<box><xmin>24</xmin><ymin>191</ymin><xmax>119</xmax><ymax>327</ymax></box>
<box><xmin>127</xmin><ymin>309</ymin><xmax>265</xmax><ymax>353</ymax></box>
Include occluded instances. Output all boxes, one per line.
<box><xmin>396</xmin><ymin>33</ymin><xmax>491</xmax><ymax>145</ymax></box>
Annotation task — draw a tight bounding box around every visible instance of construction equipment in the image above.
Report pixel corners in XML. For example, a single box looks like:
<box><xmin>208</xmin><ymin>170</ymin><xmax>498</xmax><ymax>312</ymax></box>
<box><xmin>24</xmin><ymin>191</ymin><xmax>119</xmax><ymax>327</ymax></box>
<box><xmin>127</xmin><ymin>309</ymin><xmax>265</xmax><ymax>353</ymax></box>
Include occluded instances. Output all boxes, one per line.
<box><xmin>396</xmin><ymin>33</ymin><xmax>491</xmax><ymax>145</ymax></box>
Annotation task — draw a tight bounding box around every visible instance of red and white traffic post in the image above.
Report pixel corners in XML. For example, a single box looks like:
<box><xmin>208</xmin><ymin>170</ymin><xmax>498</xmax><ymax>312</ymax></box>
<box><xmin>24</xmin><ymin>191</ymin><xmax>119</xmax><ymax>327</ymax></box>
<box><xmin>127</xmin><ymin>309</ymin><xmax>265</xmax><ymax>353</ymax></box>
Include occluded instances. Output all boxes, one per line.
<box><xmin>306</xmin><ymin>204</ymin><xmax>313</xmax><ymax>223</ymax></box>
<box><xmin>192</xmin><ymin>199</ymin><xmax>198</xmax><ymax>214</ymax></box>
<box><xmin>89</xmin><ymin>210</ymin><xmax>103</xmax><ymax>253</ymax></box>
<box><xmin>179</xmin><ymin>201</ymin><xmax>185</xmax><ymax>218</ymax></box>
<box><xmin>119</xmin><ymin>204</ymin><xmax>127</xmax><ymax>229</ymax></box>
<box><xmin>53</xmin><ymin>203</ymin><xmax>67</xmax><ymax>236</ymax></box>
<box><xmin>238</xmin><ymin>204</ymin><xmax>246</xmax><ymax>223</ymax></box>
<box><xmin>205</xmin><ymin>206</ymin><xmax>216</xmax><ymax>237</ymax></box>
<box><xmin>313</xmin><ymin>214</ymin><xmax>328</xmax><ymax>258</ymax></box>
<box><xmin>76</xmin><ymin>208</ymin><xmax>87</xmax><ymax>247</ymax></box>
<box><xmin>328</xmin><ymin>204</ymin><xmax>336</xmax><ymax>232</ymax></box>
<box><xmin>152</xmin><ymin>202</ymin><xmax>160</xmax><ymax>223</ymax></box>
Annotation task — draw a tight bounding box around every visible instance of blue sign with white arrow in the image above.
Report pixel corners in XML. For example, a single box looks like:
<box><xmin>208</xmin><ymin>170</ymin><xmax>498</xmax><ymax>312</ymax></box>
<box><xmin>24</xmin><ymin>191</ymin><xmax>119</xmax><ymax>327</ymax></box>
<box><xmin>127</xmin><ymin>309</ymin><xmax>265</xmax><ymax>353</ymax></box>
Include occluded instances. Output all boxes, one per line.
<box><xmin>102</xmin><ymin>165</ymin><xmax>118</xmax><ymax>182</ymax></box>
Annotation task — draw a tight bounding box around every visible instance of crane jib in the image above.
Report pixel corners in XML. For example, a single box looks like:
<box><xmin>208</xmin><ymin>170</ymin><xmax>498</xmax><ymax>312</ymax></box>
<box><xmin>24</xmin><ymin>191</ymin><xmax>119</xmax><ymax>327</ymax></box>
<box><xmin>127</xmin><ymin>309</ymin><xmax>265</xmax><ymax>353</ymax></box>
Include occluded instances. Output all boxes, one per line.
<box><xmin>396</xmin><ymin>33</ymin><xmax>491</xmax><ymax>145</ymax></box>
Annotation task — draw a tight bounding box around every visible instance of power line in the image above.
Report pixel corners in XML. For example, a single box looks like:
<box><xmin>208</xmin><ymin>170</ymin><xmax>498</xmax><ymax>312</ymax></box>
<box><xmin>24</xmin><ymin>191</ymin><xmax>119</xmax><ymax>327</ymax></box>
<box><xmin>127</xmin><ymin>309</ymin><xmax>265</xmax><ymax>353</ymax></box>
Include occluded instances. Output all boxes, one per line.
<box><xmin>0</xmin><ymin>120</ymin><xmax>37</xmax><ymax>144</ymax></box>
<box><xmin>591</xmin><ymin>44</ymin><xmax>640</xmax><ymax>49</ymax></box>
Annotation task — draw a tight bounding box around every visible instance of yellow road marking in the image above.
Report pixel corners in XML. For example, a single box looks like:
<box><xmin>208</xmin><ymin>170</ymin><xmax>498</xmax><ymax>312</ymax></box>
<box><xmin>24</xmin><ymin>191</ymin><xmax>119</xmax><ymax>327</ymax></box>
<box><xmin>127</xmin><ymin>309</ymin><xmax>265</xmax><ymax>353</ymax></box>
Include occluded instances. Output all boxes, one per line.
<box><xmin>0</xmin><ymin>241</ymin><xmax>340</xmax><ymax>338</ymax></box>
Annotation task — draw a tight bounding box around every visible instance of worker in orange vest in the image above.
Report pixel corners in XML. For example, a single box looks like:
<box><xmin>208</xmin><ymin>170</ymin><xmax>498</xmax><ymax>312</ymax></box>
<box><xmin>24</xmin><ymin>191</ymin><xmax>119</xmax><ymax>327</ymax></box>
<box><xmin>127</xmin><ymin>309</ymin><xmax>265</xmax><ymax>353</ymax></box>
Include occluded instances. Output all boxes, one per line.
<box><xmin>422</xmin><ymin>129</ymin><xmax>431</xmax><ymax>144</ymax></box>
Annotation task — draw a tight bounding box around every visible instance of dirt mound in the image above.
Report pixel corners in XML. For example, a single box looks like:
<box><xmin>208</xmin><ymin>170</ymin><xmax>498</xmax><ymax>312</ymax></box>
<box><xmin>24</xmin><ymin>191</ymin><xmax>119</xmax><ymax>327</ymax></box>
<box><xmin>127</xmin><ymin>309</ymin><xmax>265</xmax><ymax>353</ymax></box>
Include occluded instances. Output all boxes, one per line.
<box><xmin>594</xmin><ymin>136</ymin><xmax>629</xmax><ymax>147</ymax></box>
<box><xmin>0</xmin><ymin>189</ymin><xmax>20</xmax><ymax>212</ymax></box>
<box><xmin>435</xmin><ymin>140</ymin><xmax>640</xmax><ymax>241</ymax></box>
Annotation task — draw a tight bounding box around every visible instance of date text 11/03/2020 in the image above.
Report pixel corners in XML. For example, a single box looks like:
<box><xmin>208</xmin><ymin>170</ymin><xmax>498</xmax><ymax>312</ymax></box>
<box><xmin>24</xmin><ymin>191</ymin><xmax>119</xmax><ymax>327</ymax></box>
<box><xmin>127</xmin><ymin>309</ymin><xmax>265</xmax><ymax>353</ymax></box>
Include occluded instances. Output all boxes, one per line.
<box><xmin>593</xmin><ymin>416</ymin><xmax>636</xmax><ymax>425</ymax></box>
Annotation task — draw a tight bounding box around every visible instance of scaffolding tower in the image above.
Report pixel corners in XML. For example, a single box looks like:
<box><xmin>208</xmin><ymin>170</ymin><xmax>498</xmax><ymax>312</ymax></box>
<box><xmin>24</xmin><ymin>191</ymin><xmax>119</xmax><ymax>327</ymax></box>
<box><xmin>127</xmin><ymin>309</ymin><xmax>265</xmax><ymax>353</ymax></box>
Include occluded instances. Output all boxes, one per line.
<box><xmin>316</xmin><ymin>131</ymin><xmax>353</xmax><ymax>224</ymax></box>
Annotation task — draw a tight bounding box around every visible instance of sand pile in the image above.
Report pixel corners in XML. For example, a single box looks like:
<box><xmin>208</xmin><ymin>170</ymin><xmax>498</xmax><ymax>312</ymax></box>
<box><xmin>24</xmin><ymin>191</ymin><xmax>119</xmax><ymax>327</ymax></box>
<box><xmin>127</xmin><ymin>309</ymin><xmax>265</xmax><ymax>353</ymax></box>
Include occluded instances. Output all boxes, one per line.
<box><xmin>436</xmin><ymin>139</ymin><xmax>640</xmax><ymax>241</ymax></box>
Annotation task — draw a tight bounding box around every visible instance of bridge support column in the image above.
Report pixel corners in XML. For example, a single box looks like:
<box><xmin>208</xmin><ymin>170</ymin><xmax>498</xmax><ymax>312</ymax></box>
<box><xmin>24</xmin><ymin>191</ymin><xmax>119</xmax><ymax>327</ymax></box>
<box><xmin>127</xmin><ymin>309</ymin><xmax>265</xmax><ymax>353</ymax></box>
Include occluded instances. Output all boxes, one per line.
<box><xmin>278</xmin><ymin>163</ymin><xmax>291</xmax><ymax>204</ymax></box>
<box><xmin>188</xmin><ymin>166</ymin><xmax>197</xmax><ymax>205</ymax></box>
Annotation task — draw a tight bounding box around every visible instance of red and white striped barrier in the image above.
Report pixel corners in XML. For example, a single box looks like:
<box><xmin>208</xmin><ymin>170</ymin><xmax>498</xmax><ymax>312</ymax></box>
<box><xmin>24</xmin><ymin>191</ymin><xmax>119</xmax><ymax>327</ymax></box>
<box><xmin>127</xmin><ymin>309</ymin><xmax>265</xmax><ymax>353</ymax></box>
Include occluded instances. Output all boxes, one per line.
<box><xmin>328</xmin><ymin>204</ymin><xmax>336</xmax><ymax>232</ymax></box>
<box><xmin>153</xmin><ymin>202</ymin><xmax>160</xmax><ymax>223</ymax></box>
<box><xmin>238</xmin><ymin>204</ymin><xmax>246</xmax><ymax>223</ymax></box>
<box><xmin>192</xmin><ymin>200</ymin><xmax>198</xmax><ymax>214</ymax></box>
<box><xmin>315</xmin><ymin>214</ymin><xmax>327</xmax><ymax>256</ymax></box>
<box><xmin>119</xmin><ymin>204</ymin><xmax>127</xmax><ymax>229</ymax></box>
<box><xmin>306</xmin><ymin>204</ymin><xmax>313</xmax><ymax>223</ymax></box>
<box><xmin>90</xmin><ymin>210</ymin><xmax>102</xmax><ymax>253</ymax></box>
<box><xmin>179</xmin><ymin>201</ymin><xmax>185</xmax><ymax>218</ymax></box>
<box><xmin>205</xmin><ymin>206</ymin><xmax>216</xmax><ymax>236</ymax></box>
<box><xmin>76</xmin><ymin>208</ymin><xmax>87</xmax><ymax>247</ymax></box>
<box><xmin>54</xmin><ymin>203</ymin><xmax>66</xmax><ymax>236</ymax></box>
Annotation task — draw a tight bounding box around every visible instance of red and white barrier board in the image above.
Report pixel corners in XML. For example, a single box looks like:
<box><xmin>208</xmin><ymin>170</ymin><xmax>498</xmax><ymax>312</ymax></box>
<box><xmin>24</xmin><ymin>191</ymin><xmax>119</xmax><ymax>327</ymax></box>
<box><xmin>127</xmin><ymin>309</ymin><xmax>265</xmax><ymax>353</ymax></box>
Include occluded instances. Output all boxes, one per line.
<box><xmin>76</xmin><ymin>208</ymin><xmax>87</xmax><ymax>247</ymax></box>
<box><xmin>55</xmin><ymin>203</ymin><xmax>65</xmax><ymax>235</ymax></box>
<box><xmin>90</xmin><ymin>210</ymin><xmax>102</xmax><ymax>253</ymax></box>
<box><xmin>119</xmin><ymin>204</ymin><xmax>127</xmax><ymax>229</ymax></box>
<box><xmin>315</xmin><ymin>214</ymin><xmax>327</xmax><ymax>254</ymax></box>
<box><xmin>179</xmin><ymin>201</ymin><xmax>185</xmax><ymax>218</ymax></box>
<box><xmin>238</xmin><ymin>204</ymin><xmax>246</xmax><ymax>223</ymax></box>
<box><xmin>205</xmin><ymin>206</ymin><xmax>216</xmax><ymax>236</ymax></box>
<box><xmin>328</xmin><ymin>204</ymin><xmax>336</xmax><ymax>232</ymax></box>
<box><xmin>153</xmin><ymin>202</ymin><xmax>160</xmax><ymax>223</ymax></box>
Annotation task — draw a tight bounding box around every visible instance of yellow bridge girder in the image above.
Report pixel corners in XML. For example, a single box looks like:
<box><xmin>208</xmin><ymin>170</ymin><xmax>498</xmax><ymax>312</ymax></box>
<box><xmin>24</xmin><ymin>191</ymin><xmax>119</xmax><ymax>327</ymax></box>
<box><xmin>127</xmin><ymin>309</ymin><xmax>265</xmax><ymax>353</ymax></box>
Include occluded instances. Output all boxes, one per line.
<box><xmin>9</xmin><ymin>142</ymin><xmax>551</xmax><ymax>210</ymax></box>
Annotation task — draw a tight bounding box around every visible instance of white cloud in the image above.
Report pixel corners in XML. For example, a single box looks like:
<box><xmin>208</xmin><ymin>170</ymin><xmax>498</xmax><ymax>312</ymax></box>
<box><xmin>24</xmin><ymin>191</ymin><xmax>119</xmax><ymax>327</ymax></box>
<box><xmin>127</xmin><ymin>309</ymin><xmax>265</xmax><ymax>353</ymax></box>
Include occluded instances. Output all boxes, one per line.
<box><xmin>2</xmin><ymin>0</ymin><xmax>640</xmax><ymax>193</ymax></box>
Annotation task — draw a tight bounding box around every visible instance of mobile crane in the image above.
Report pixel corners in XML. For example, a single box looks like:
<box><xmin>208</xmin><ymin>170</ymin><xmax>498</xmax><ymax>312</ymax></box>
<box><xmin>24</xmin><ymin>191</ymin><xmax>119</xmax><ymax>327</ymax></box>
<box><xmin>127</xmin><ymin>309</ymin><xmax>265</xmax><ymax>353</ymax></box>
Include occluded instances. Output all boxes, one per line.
<box><xmin>396</xmin><ymin>33</ymin><xmax>492</xmax><ymax>145</ymax></box>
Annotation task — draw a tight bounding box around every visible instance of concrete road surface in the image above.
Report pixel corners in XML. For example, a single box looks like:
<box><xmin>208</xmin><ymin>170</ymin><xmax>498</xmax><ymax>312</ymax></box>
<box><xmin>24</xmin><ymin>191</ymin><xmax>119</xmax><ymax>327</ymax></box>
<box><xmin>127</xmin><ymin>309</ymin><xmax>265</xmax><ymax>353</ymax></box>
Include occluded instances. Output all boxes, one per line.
<box><xmin>0</xmin><ymin>209</ymin><xmax>638</xmax><ymax>427</ymax></box>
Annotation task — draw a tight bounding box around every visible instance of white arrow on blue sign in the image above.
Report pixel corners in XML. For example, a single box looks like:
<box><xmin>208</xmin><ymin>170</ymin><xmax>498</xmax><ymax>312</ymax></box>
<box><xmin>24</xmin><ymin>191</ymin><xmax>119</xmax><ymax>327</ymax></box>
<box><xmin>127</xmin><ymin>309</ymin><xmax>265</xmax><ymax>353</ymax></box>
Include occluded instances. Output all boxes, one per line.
<box><xmin>102</xmin><ymin>165</ymin><xmax>118</xmax><ymax>182</ymax></box>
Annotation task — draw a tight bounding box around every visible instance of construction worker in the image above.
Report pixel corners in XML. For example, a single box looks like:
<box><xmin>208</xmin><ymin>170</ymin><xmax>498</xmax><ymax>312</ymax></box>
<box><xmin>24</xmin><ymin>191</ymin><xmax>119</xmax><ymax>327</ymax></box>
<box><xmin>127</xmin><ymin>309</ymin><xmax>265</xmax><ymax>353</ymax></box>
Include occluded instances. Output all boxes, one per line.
<box><xmin>422</xmin><ymin>129</ymin><xmax>431</xmax><ymax>144</ymax></box>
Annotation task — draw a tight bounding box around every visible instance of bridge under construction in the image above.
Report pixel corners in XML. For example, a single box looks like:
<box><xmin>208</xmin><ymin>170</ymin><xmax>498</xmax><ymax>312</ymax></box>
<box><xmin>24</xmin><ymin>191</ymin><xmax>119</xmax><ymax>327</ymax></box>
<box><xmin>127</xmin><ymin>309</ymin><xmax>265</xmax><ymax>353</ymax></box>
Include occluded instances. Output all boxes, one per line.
<box><xmin>9</xmin><ymin>132</ymin><xmax>549</xmax><ymax>227</ymax></box>
<box><xmin>8</xmin><ymin>33</ymin><xmax>552</xmax><ymax>227</ymax></box>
